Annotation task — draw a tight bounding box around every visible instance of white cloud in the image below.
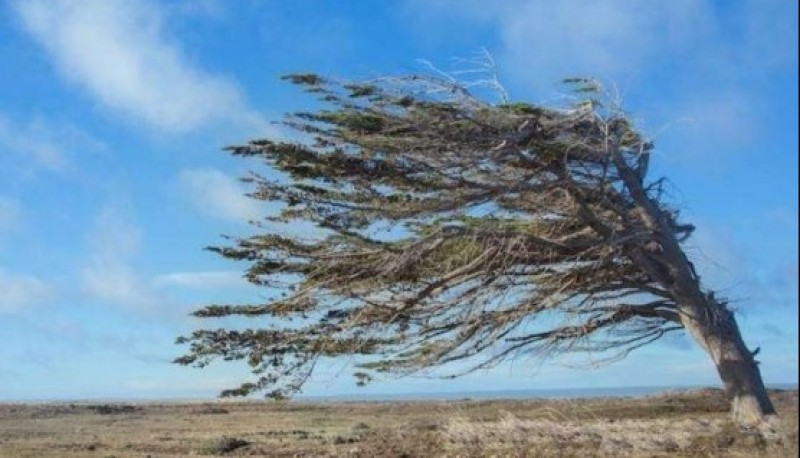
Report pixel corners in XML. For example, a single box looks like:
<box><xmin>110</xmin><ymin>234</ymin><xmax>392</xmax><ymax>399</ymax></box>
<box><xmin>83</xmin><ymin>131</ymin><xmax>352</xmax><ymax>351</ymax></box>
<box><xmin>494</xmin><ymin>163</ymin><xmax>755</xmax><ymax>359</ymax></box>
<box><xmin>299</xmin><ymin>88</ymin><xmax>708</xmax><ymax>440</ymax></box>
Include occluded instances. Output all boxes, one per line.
<box><xmin>82</xmin><ymin>261</ymin><xmax>155</xmax><ymax>310</ymax></box>
<box><xmin>81</xmin><ymin>204</ymin><xmax>158</xmax><ymax>311</ymax></box>
<box><xmin>178</xmin><ymin>168</ymin><xmax>263</xmax><ymax>222</ymax></box>
<box><xmin>0</xmin><ymin>115</ymin><xmax>69</xmax><ymax>173</ymax></box>
<box><xmin>152</xmin><ymin>270</ymin><xmax>245</xmax><ymax>289</ymax></box>
<box><xmin>408</xmin><ymin>0</ymin><xmax>795</xmax><ymax>87</ymax></box>
<box><xmin>671</xmin><ymin>91</ymin><xmax>756</xmax><ymax>152</ymax></box>
<box><xmin>79</xmin><ymin>202</ymin><xmax>256</xmax><ymax>318</ymax></box>
<box><xmin>0</xmin><ymin>268</ymin><xmax>53</xmax><ymax>314</ymax></box>
<box><xmin>405</xmin><ymin>0</ymin><xmax>797</xmax><ymax>157</ymax></box>
<box><xmin>405</xmin><ymin>0</ymin><xmax>710</xmax><ymax>88</ymax></box>
<box><xmin>13</xmin><ymin>0</ymin><xmax>267</xmax><ymax>134</ymax></box>
<box><xmin>498</xmin><ymin>0</ymin><xmax>710</xmax><ymax>86</ymax></box>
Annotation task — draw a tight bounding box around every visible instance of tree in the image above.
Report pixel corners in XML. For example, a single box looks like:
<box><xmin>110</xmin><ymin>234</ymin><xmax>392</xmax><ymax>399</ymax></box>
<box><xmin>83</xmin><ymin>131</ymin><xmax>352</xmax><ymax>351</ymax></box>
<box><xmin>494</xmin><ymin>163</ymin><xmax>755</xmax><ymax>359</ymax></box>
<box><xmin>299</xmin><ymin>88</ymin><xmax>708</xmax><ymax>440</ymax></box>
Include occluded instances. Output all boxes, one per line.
<box><xmin>175</xmin><ymin>69</ymin><xmax>778</xmax><ymax>433</ymax></box>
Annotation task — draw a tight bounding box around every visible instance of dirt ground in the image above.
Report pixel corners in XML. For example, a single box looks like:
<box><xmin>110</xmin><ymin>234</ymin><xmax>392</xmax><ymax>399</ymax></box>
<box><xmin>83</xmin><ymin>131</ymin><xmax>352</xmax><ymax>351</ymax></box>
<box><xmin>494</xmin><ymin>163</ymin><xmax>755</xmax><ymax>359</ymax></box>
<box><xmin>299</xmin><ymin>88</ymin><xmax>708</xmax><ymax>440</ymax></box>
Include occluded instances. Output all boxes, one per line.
<box><xmin>0</xmin><ymin>388</ymin><xmax>796</xmax><ymax>457</ymax></box>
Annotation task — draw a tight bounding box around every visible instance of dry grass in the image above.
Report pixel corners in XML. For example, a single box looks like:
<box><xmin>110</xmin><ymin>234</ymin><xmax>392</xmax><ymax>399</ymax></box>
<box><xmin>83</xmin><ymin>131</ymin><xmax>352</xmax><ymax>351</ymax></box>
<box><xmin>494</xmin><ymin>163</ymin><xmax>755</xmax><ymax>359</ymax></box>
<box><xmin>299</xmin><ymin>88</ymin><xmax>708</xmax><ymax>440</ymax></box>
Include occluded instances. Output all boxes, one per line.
<box><xmin>0</xmin><ymin>389</ymin><xmax>795</xmax><ymax>457</ymax></box>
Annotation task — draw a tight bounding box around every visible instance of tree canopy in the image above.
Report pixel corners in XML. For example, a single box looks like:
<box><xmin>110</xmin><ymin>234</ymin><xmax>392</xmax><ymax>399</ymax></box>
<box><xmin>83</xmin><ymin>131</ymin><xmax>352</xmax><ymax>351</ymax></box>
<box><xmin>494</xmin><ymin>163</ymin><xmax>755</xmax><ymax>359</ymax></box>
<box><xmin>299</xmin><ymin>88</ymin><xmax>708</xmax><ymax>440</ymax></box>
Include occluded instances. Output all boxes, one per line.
<box><xmin>175</xmin><ymin>68</ymin><xmax>776</xmax><ymax>433</ymax></box>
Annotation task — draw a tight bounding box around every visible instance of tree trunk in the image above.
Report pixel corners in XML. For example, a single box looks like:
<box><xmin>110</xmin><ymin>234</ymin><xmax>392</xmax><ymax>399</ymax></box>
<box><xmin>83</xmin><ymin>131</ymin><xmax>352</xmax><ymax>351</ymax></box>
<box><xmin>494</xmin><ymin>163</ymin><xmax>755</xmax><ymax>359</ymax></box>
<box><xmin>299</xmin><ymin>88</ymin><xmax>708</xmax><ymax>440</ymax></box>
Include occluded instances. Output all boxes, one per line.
<box><xmin>614</xmin><ymin>148</ymin><xmax>780</xmax><ymax>435</ymax></box>
<box><xmin>679</xmin><ymin>295</ymin><xmax>779</xmax><ymax>435</ymax></box>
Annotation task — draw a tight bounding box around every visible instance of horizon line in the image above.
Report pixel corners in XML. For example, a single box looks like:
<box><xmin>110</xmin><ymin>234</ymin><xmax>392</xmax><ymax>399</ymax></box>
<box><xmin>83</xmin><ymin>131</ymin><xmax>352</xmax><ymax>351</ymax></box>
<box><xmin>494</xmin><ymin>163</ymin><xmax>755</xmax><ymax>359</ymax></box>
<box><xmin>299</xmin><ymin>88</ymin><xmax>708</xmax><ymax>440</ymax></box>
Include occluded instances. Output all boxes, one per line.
<box><xmin>3</xmin><ymin>382</ymin><xmax>797</xmax><ymax>405</ymax></box>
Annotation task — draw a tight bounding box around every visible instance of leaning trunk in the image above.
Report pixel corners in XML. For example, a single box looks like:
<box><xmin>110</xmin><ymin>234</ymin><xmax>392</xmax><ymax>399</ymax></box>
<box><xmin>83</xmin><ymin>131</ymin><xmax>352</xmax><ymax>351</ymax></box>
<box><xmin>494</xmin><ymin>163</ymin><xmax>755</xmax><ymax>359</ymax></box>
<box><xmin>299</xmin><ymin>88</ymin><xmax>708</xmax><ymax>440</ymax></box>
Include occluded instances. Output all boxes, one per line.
<box><xmin>679</xmin><ymin>296</ymin><xmax>779</xmax><ymax>434</ymax></box>
<box><xmin>618</xmin><ymin>171</ymin><xmax>780</xmax><ymax>434</ymax></box>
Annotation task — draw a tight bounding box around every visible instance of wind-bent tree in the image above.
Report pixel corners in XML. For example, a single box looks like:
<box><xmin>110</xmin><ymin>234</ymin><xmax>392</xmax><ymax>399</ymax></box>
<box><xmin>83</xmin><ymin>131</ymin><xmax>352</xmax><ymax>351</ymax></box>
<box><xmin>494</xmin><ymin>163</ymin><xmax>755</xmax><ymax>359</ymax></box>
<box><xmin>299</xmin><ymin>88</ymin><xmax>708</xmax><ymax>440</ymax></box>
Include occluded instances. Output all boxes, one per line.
<box><xmin>176</xmin><ymin>69</ymin><xmax>778</xmax><ymax>432</ymax></box>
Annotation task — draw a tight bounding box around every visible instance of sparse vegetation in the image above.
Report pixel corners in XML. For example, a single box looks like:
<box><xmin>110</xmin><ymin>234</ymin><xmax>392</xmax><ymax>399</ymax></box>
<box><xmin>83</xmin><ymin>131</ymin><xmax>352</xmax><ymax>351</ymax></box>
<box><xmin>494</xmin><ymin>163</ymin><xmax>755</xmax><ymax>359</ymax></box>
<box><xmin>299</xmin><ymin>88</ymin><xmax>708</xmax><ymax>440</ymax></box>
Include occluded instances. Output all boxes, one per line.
<box><xmin>85</xmin><ymin>404</ymin><xmax>141</xmax><ymax>415</ymax></box>
<box><xmin>192</xmin><ymin>405</ymin><xmax>230</xmax><ymax>415</ymax></box>
<box><xmin>0</xmin><ymin>389</ymin><xmax>795</xmax><ymax>457</ymax></box>
<box><xmin>199</xmin><ymin>436</ymin><xmax>250</xmax><ymax>455</ymax></box>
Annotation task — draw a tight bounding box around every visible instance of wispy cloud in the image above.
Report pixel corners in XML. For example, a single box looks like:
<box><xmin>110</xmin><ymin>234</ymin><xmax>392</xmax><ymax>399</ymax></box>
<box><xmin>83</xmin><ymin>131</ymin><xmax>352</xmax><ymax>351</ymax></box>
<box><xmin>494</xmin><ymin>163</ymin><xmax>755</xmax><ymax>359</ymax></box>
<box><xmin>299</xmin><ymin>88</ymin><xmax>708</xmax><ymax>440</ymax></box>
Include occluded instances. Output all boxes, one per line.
<box><xmin>13</xmin><ymin>0</ymin><xmax>267</xmax><ymax>134</ymax></box>
<box><xmin>80</xmin><ymin>203</ymin><xmax>158</xmax><ymax>311</ymax></box>
<box><xmin>404</xmin><ymin>0</ymin><xmax>797</xmax><ymax>158</ymax></box>
<box><xmin>408</xmin><ymin>0</ymin><xmax>796</xmax><ymax>85</ymax></box>
<box><xmin>672</xmin><ymin>91</ymin><xmax>756</xmax><ymax>152</ymax></box>
<box><xmin>405</xmin><ymin>0</ymin><xmax>711</xmax><ymax>87</ymax></box>
<box><xmin>13</xmin><ymin>317</ymin><xmax>171</xmax><ymax>369</ymax></box>
<box><xmin>78</xmin><ymin>203</ymin><xmax>240</xmax><ymax>318</ymax></box>
<box><xmin>0</xmin><ymin>114</ymin><xmax>70</xmax><ymax>173</ymax></box>
<box><xmin>178</xmin><ymin>168</ymin><xmax>263</xmax><ymax>222</ymax></box>
<box><xmin>0</xmin><ymin>267</ymin><xmax>53</xmax><ymax>314</ymax></box>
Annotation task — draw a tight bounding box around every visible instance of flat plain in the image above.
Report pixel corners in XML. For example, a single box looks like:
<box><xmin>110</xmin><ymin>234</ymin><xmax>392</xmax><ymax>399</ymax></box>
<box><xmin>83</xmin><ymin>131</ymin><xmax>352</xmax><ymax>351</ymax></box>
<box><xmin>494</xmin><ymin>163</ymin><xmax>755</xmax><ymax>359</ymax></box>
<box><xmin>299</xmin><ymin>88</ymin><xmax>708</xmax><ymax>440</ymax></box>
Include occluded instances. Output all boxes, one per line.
<box><xmin>0</xmin><ymin>388</ymin><xmax>796</xmax><ymax>457</ymax></box>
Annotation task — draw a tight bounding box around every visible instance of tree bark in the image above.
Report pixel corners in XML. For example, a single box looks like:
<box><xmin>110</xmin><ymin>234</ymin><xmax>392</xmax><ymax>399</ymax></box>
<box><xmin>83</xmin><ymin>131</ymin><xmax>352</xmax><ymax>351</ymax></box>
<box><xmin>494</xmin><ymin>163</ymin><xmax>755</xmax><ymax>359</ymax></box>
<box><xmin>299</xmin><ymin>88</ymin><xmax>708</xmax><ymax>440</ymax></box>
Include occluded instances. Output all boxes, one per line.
<box><xmin>679</xmin><ymin>295</ymin><xmax>779</xmax><ymax>435</ymax></box>
<box><xmin>613</xmin><ymin>160</ymin><xmax>780</xmax><ymax>435</ymax></box>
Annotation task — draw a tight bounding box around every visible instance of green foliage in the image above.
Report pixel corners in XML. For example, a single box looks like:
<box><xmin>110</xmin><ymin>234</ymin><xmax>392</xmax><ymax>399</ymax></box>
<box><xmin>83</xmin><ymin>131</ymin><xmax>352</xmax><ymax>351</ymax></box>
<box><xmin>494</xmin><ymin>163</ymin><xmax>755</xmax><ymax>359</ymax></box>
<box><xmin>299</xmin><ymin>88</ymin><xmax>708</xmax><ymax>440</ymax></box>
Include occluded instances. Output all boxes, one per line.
<box><xmin>176</xmin><ymin>70</ymin><xmax>699</xmax><ymax>402</ymax></box>
<box><xmin>343</xmin><ymin>83</ymin><xmax>379</xmax><ymax>98</ymax></box>
<box><xmin>281</xmin><ymin>73</ymin><xmax>324</xmax><ymax>86</ymax></box>
<box><xmin>498</xmin><ymin>102</ymin><xmax>542</xmax><ymax>115</ymax></box>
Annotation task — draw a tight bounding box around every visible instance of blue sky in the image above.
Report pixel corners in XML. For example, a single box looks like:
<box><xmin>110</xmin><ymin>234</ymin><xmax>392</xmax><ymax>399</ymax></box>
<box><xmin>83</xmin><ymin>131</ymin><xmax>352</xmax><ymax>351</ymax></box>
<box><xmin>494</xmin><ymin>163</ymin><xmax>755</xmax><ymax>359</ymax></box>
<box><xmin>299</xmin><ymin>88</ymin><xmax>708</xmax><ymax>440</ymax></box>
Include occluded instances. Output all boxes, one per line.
<box><xmin>0</xmin><ymin>0</ymin><xmax>797</xmax><ymax>400</ymax></box>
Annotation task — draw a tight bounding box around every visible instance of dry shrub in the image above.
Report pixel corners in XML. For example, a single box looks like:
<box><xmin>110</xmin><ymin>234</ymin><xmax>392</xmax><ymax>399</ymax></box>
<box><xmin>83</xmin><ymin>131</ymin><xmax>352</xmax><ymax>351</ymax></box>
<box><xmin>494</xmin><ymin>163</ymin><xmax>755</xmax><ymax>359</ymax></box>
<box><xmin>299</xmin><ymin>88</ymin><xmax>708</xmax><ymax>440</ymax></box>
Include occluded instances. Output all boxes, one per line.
<box><xmin>684</xmin><ymin>413</ymin><xmax>799</xmax><ymax>458</ymax></box>
<box><xmin>86</xmin><ymin>404</ymin><xmax>141</xmax><ymax>415</ymax></box>
<box><xmin>192</xmin><ymin>405</ymin><xmax>230</xmax><ymax>415</ymax></box>
<box><xmin>342</xmin><ymin>422</ymin><xmax>446</xmax><ymax>457</ymax></box>
<box><xmin>199</xmin><ymin>436</ymin><xmax>250</xmax><ymax>455</ymax></box>
<box><xmin>443</xmin><ymin>411</ymin><xmax>728</xmax><ymax>456</ymax></box>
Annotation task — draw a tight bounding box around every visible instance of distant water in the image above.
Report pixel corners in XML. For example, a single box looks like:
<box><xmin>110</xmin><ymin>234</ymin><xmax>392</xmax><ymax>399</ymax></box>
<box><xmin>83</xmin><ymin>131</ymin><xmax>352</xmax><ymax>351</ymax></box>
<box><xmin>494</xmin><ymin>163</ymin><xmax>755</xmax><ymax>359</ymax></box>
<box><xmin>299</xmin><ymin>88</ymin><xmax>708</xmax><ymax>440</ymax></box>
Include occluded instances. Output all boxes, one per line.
<box><xmin>6</xmin><ymin>383</ymin><xmax>796</xmax><ymax>404</ymax></box>
<box><xmin>296</xmin><ymin>383</ymin><xmax>799</xmax><ymax>403</ymax></box>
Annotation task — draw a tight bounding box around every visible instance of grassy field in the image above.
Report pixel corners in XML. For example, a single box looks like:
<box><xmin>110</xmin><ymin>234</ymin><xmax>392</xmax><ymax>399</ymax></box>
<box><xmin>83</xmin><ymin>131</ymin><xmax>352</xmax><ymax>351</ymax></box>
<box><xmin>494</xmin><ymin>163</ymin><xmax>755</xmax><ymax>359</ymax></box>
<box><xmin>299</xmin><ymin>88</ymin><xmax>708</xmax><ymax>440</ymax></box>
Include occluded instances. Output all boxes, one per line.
<box><xmin>0</xmin><ymin>388</ymin><xmax>795</xmax><ymax>457</ymax></box>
